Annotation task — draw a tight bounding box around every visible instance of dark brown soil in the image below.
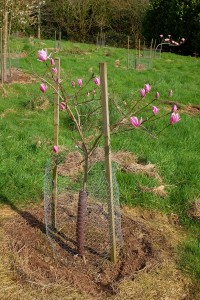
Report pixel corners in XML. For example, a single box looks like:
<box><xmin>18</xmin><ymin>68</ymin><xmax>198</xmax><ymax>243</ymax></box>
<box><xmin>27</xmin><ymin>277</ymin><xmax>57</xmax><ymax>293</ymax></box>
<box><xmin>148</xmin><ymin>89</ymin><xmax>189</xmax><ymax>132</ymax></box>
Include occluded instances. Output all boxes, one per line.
<box><xmin>160</xmin><ymin>100</ymin><xmax>200</xmax><ymax>116</ymax></box>
<box><xmin>3</xmin><ymin>203</ymin><xmax>176</xmax><ymax>299</ymax></box>
<box><xmin>1</xmin><ymin>67</ymin><xmax>36</xmax><ymax>84</ymax></box>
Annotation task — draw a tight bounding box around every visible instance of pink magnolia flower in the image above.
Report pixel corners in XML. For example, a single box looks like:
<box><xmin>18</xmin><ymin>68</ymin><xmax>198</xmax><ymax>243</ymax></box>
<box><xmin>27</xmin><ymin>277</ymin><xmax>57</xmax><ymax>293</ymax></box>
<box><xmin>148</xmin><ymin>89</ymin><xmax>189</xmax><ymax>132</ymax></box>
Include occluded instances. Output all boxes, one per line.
<box><xmin>144</xmin><ymin>83</ymin><xmax>151</xmax><ymax>93</ymax></box>
<box><xmin>170</xmin><ymin>112</ymin><xmax>180</xmax><ymax>125</ymax></box>
<box><xmin>52</xmin><ymin>67</ymin><xmax>57</xmax><ymax>74</ymax></box>
<box><xmin>160</xmin><ymin>34</ymin><xmax>163</xmax><ymax>38</ymax></box>
<box><xmin>37</xmin><ymin>49</ymin><xmax>48</xmax><ymax>62</ymax></box>
<box><xmin>59</xmin><ymin>102</ymin><xmax>66</xmax><ymax>110</ymax></box>
<box><xmin>71</xmin><ymin>81</ymin><xmax>75</xmax><ymax>87</ymax></box>
<box><xmin>94</xmin><ymin>77</ymin><xmax>100</xmax><ymax>86</ymax></box>
<box><xmin>140</xmin><ymin>88</ymin><xmax>146</xmax><ymax>97</ymax></box>
<box><xmin>155</xmin><ymin>92</ymin><xmax>160</xmax><ymax>99</ymax></box>
<box><xmin>50</xmin><ymin>58</ymin><xmax>55</xmax><ymax>65</ymax></box>
<box><xmin>78</xmin><ymin>79</ymin><xmax>82</xmax><ymax>87</ymax></box>
<box><xmin>52</xmin><ymin>145</ymin><xmax>58</xmax><ymax>153</ymax></box>
<box><xmin>168</xmin><ymin>89</ymin><xmax>173</xmax><ymax>97</ymax></box>
<box><xmin>130</xmin><ymin>116</ymin><xmax>142</xmax><ymax>128</ymax></box>
<box><xmin>172</xmin><ymin>104</ymin><xmax>177</xmax><ymax>112</ymax></box>
<box><xmin>152</xmin><ymin>106</ymin><xmax>159</xmax><ymax>115</ymax></box>
<box><xmin>40</xmin><ymin>83</ymin><xmax>47</xmax><ymax>93</ymax></box>
<box><xmin>172</xmin><ymin>40</ymin><xmax>179</xmax><ymax>46</ymax></box>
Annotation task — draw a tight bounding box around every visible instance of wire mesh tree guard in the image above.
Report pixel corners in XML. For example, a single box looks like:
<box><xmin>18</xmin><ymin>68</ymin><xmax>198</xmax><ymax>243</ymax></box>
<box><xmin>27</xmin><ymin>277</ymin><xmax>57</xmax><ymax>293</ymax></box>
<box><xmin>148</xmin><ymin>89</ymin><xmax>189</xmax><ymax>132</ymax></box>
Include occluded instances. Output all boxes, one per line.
<box><xmin>44</xmin><ymin>152</ymin><xmax>123</xmax><ymax>264</ymax></box>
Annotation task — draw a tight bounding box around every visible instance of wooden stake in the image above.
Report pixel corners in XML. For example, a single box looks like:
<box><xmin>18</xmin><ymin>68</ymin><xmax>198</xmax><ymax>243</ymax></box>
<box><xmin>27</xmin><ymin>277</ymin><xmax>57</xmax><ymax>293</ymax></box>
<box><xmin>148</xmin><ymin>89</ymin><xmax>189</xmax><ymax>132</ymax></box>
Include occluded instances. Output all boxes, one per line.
<box><xmin>100</xmin><ymin>62</ymin><xmax>117</xmax><ymax>263</ymax></box>
<box><xmin>138</xmin><ymin>39</ymin><xmax>140</xmax><ymax>59</ymax></box>
<box><xmin>150</xmin><ymin>38</ymin><xmax>153</xmax><ymax>58</ymax></box>
<box><xmin>38</xmin><ymin>3</ymin><xmax>41</xmax><ymax>39</ymax></box>
<box><xmin>2</xmin><ymin>11</ymin><xmax>8</xmax><ymax>82</ymax></box>
<box><xmin>96</xmin><ymin>32</ymin><xmax>99</xmax><ymax>46</ymax></box>
<box><xmin>52</xmin><ymin>57</ymin><xmax>60</xmax><ymax>229</ymax></box>
<box><xmin>0</xmin><ymin>28</ymin><xmax>3</xmax><ymax>84</ymax></box>
<box><xmin>54</xmin><ymin>30</ymin><xmax>57</xmax><ymax>51</ymax></box>
<box><xmin>59</xmin><ymin>31</ymin><xmax>61</xmax><ymax>50</ymax></box>
<box><xmin>154</xmin><ymin>39</ymin><xmax>157</xmax><ymax>50</ymax></box>
<box><xmin>127</xmin><ymin>36</ymin><xmax>130</xmax><ymax>69</ymax></box>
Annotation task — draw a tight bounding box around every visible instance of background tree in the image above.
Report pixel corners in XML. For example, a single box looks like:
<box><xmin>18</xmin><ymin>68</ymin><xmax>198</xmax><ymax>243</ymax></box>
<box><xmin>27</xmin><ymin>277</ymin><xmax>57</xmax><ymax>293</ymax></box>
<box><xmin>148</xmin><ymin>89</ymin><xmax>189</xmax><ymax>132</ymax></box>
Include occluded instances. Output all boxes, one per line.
<box><xmin>1</xmin><ymin>0</ymin><xmax>8</xmax><ymax>82</ymax></box>
<box><xmin>110</xmin><ymin>0</ymin><xmax>149</xmax><ymax>41</ymax></box>
<box><xmin>43</xmin><ymin>0</ymin><xmax>149</xmax><ymax>44</ymax></box>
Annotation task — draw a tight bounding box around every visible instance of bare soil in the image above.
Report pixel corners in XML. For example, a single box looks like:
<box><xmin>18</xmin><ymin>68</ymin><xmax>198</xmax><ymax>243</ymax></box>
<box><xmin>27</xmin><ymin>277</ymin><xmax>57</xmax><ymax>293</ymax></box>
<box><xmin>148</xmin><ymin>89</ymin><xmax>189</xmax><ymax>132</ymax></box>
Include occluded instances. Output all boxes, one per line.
<box><xmin>160</xmin><ymin>100</ymin><xmax>200</xmax><ymax>116</ymax></box>
<box><xmin>1</xmin><ymin>67</ymin><xmax>36</xmax><ymax>84</ymax></box>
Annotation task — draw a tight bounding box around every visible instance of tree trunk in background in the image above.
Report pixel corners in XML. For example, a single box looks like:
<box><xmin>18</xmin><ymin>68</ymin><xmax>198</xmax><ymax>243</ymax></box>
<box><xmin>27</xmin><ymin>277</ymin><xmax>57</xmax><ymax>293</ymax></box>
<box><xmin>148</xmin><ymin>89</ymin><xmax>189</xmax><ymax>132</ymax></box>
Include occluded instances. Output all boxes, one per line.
<box><xmin>2</xmin><ymin>0</ymin><xmax>8</xmax><ymax>83</ymax></box>
<box><xmin>38</xmin><ymin>2</ymin><xmax>41</xmax><ymax>39</ymax></box>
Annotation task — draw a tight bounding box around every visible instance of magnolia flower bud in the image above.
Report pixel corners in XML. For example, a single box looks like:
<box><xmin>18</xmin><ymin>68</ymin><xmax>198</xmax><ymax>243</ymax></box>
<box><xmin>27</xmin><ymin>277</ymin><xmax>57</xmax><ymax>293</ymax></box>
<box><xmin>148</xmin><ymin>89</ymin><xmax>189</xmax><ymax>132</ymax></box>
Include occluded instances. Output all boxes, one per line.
<box><xmin>59</xmin><ymin>102</ymin><xmax>66</xmax><ymax>110</ymax></box>
<box><xmin>152</xmin><ymin>106</ymin><xmax>159</xmax><ymax>115</ymax></box>
<box><xmin>53</xmin><ymin>145</ymin><xmax>58</xmax><ymax>153</ymax></box>
<box><xmin>40</xmin><ymin>83</ymin><xmax>47</xmax><ymax>93</ymax></box>
<box><xmin>140</xmin><ymin>88</ymin><xmax>146</xmax><ymax>97</ymax></box>
<box><xmin>78</xmin><ymin>79</ymin><xmax>82</xmax><ymax>87</ymax></box>
<box><xmin>144</xmin><ymin>83</ymin><xmax>151</xmax><ymax>93</ymax></box>
<box><xmin>50</xmin><ymin>58</ymin><xmax>55</xmax><ymax>65</ymax></box>
<box><xmin>155</xmin><ymin>92</ymin><xmax>160</xmax><ymax>99</ymax></box>
<box><xmin>172</xmin><ymin>104</ymin><xmax>177</xmax><ymax>112</ymax></box>
<box><xmin>71</xmin><ymin>81</ymin><xmax>75</xmax><ymax>87</ymax></box>
<box><xmin>52</xmin><ymin>67</ymin><xmax>57</xmax><ymax>74</ymax></box>
<box><xmin>94</xmin><ymin>77</ymin><xmax>100</xmax><ymax>86</ymax></box>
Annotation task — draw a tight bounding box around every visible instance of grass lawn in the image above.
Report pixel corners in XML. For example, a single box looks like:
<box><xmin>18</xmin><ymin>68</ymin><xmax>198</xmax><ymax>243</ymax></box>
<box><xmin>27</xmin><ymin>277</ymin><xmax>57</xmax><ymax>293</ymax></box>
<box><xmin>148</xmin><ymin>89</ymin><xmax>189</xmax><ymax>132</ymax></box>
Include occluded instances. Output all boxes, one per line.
<box><xmin>0</xmin><ymin>37</ymin><xmax>200</xmax><ymax>298</ymax></box>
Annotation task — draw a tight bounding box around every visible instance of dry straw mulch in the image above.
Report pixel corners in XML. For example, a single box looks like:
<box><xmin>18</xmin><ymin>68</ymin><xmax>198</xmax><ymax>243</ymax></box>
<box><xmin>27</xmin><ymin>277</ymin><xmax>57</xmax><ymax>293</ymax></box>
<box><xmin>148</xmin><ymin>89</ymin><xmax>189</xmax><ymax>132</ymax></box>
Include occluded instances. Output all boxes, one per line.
<box><xmin>0</xmin><ymin>203</ymin><xmax>194</xmax><ymax>300</ymax></box>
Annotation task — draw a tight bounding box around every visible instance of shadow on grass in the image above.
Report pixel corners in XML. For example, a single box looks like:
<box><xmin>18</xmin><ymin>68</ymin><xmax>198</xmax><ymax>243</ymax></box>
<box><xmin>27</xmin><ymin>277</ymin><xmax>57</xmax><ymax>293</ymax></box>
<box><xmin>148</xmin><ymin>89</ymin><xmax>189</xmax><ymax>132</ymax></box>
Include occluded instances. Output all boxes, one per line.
<box><xmin>0</xmin><ymin>194</ymin><xmax>77</xmax><ymax>254</ymax></box>
<box><xmin>0</xmin><ymin>194</ymin><xmax>105</xmax><ymax>258</ymax></box>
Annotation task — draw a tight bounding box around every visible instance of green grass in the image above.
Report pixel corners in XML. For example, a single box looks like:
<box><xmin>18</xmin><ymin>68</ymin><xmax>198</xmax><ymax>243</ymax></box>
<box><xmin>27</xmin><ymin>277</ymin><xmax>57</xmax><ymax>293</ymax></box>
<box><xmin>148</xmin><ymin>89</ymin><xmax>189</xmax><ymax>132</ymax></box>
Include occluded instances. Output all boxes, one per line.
<box><xmin>0</xmin><ymin>37</ymin><xmax>200</xmax><ymax>290</ymax></box>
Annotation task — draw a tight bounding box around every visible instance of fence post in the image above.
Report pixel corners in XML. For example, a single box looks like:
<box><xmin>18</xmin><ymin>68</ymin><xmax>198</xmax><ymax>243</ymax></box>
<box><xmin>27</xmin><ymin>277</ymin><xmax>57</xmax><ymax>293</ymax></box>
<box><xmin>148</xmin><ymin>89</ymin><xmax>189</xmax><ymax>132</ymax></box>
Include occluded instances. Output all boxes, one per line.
<box><xmin>2</xmin><ymin>12</ymin><xmax>8</xmax><ymax>83</ymax></box>
<box><xmin>54</xmin><ymin>31</ymin><xmax>57</xmax><ymax>51</ymax></box>
<box><xmin>52</xmin><ymin>57</ymin><xmax>60</xmax><ymax>229</ymax></box>
<box><xmin>100</xmin><ymin>62</ymin><xmax>117</xmax><ymax>263</ymax></box>
<box><xmin>0</xmin><ymin>28</ymin><xmax>3</xmax><ymax>84</ymax></box>
<box><xmin>58</xmin><ymin>31</ymin><xmax>62</xmax><ymax>50</ymax></box>
<box><xmin>127</xmin><ymin>36</ymin><xmax>130</xmax><ymax>69</ymax></box>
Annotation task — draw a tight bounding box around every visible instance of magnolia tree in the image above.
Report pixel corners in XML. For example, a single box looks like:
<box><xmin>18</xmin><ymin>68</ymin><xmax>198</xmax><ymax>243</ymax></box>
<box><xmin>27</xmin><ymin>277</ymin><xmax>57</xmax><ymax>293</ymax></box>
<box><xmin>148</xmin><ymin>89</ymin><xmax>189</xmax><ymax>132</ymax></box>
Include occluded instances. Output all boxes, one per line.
<box><xmin>37</xmin><ymin>49</ymin><xmax>180</xmax><ymax>261</ymax></box>
<box><xmin>155</xmin><ymin>34</ymin><xmax>186</xmax><ymax>52</ymax></box>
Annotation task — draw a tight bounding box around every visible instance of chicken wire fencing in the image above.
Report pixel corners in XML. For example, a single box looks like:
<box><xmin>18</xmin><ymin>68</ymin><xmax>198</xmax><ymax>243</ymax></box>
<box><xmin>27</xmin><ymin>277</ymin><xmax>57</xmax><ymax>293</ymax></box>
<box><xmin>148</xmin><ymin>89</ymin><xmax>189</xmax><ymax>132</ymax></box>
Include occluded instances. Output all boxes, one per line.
<box><xmin>134</xmin><ymin>56</ymin><xmax>153</xmax><ymax>70</ymax></box>
<box><xmin>0</xmin><ymin>50</ymin><xmax>21</xmax><ymax>81</ymax></box>
<box><xmin>44</xmin><ymin>148</ymin><xmax>123</xmax><ymax>265</ymax></box>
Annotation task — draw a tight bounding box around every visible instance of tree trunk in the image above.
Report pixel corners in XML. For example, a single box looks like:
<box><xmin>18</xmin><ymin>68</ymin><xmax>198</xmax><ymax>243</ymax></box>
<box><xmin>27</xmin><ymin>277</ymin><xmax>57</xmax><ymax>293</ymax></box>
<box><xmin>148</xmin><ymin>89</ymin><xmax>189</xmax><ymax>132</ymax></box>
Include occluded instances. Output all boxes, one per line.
<box><xmin>76</xmin><ymin>190</ymin><xmax>87</xmax><ymax>257</ymax></box>
<box><xmin>76</xmin><ymin>153</ymin><xmax>88</xmax><ymax>258</ymax></box>
<box><xmin>2</xmin><ymin>1</ymin><xmax>8</xmax><ymax>83</ymax></box>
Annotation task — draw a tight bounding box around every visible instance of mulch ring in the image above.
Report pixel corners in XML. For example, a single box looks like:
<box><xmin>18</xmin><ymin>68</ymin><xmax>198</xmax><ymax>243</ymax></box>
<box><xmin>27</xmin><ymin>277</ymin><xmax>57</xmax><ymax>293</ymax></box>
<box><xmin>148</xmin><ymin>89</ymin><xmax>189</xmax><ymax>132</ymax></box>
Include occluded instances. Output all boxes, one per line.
<box><xmin>1</xmin><ymin>67</ymin><xmax>36</xmax><ymax>84</ymax></box>
<box><xmin>3</xmin><ymin>203</ymin><xmax>183</xmax><ymax>299</ymax></box>
<box><xmin>160</xmin><ymin>100</ymin><xmax>200</xmax><ymax>116</ymax></box>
